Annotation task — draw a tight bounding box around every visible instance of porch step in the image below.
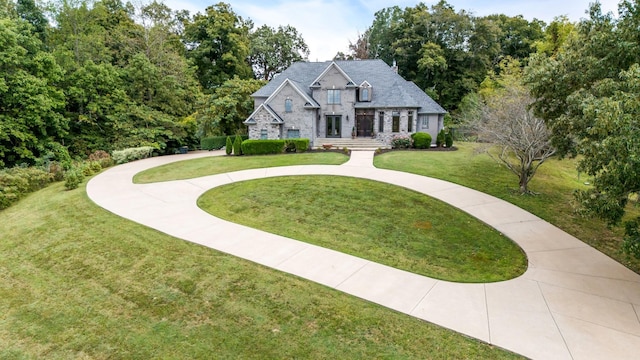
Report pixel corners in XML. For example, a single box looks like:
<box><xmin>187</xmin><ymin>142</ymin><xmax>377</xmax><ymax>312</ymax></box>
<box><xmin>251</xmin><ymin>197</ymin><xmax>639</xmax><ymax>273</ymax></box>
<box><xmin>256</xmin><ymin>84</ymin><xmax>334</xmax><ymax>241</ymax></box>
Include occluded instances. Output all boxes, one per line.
<box><xmin>314</xmin><ymin>137</ymin><xmax>389</xmax><ymax>150</ymax></box>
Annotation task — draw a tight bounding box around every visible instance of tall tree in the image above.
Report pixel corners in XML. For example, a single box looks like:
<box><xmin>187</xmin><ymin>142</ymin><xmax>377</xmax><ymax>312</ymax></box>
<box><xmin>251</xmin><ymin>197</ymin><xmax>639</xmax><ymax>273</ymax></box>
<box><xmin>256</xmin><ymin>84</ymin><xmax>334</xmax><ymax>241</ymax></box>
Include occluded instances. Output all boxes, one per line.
<box><xmin>484</xmin><ymin>14</ymin><xmax>545</xmax><ymax>61</ymax></box>
<box><xmin>197</xmin><ymin>77</ymin><xmax>265</xmax><ymax>136</ymax></box>
<box><xmin>526</xmin><ymin>1</ymin><xmax>640</xmax><ymax>255</ymax></box>
<box><xmin>249</xmin><ymin>24</ymin><xmax>309</xmax><ymax>80</ymax></box>
<box><xmin>183</xmin><ymin>2</ymin><xmax>253</xmax><ymax>90</ymax></box>
<box><xmin>0</xmin><ymin>18</ymin><xmax>66</xmax><ymax>167</ymax></box>
<box><xmin>16</xmin><ymin>0</ymin><xmax>48</xmax><ymax>43</ymax></box>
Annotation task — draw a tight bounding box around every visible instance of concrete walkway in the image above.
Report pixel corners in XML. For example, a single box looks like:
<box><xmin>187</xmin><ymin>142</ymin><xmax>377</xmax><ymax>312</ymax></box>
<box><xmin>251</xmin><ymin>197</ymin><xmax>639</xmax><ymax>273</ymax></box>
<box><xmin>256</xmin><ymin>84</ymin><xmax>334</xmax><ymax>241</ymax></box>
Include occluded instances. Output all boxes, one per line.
<box><xmin>87</xmin><ymin>150</ymin><xmax>640</xmax><ymax>360</ymax></box>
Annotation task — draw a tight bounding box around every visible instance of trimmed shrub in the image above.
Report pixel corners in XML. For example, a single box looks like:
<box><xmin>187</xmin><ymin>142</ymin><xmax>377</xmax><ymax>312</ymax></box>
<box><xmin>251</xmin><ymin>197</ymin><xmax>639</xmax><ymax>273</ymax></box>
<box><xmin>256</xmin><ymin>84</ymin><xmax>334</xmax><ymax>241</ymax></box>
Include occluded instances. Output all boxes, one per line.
<box><xmin>391</xmin><ymin>135</ymin><xmax>412</xmax><ymax>149</ymax></box>
<box><xmin>112</xmin><ymin>146</ymin><xmax>155</xmax><ymax>164</ymax></box>
<box><xmin>292</xmin><ymin>139</ymin><xmax>309</xmax><ymax>152</ymax></box>
<box><xmin>445</xmin><ymin>132</ymin><xmax>454</xmax><ymax>148</ymax></box>
<box><xmin>233</xmin><ymin>135</ymin><xmax>243</xmax><ymax>156</ymax></box>
<box><xmin>436</xmin><ymin>129</ymin><xmax>446</xmax><ymax>147</ymax></box>
<box><xmin>64</xmin><ymin>167</ymin><xmax>84</xmax><ymax>190</ymax></box>
<box><xmin>241</xmin><ymin>140</ymin><xmax>286</xmax><ymax>155</ymax></box>
<box><xmin>225</xmin><ymin>136</ymin><xmax>233</xmax><ymax>155</ymax></box>
<box><xmin>0</xmin><ymin>167</ymin><xmax>55</xmax><ymax>210</ymax></box>
<box><xmin>412</xmin><ymin>132</ymin><xmax>432</xmax><ymax>149</ymax></box>
<box><xmin>201</xmin><ymin>135</ymin><xmax>248</xmax><ymax>151</ymax></box>
<box><xmin>284</xmin><ymin>139</ymin><xmax>309</xmax><ymax>153</ymax></box>
<box><xmin>88</xmin><ymin>150</ymin><xmax>114</xmax><ymax>168</ymax></box>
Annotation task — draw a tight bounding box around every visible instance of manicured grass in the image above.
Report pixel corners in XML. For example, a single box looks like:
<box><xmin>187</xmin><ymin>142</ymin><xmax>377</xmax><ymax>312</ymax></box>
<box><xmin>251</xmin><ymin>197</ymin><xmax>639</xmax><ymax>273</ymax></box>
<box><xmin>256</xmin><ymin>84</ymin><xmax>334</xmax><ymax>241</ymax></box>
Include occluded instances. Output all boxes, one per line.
<box><xmin>374</xmin><ymin>143</ymin><xmax>640</xmax><ymax>273</ymax></box>
<box><xmin>0</xmin><ymin>181</ymin><xmax>523</xmax><ymax>359</ymax></box>
<box><xmin>198</xmin><ymin>176</ymin><xmax>527</xmax><ymax>282</ymax></box>
<box><xmin>134</xmin><ymin>152</ymin><xmax>349</xmax><ymax>183</ymax></box>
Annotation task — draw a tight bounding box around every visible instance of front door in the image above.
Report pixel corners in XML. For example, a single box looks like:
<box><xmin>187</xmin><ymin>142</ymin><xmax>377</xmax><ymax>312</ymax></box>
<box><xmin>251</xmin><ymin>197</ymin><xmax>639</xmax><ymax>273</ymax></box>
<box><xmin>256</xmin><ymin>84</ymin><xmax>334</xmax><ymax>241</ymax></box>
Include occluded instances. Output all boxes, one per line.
<box><xmin>326</xmin><ymin>115</ymin><xmax>342</xmax><ymax>138</ymax></box>
<box><xmin>356</xmin><ymin>110</ymin><xmax>374</xmax><ymax>137</ymax></box>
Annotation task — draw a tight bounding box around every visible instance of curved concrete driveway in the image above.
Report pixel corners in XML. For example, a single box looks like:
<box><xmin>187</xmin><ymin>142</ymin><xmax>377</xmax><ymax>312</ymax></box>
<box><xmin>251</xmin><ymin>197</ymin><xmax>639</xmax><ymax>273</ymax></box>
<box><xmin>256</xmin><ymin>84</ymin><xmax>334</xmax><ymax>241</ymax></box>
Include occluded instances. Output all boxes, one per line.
<box><xmin>87</xmin><ymin>150</ymin><xmax>640</xmax><ymax>360</ymax></box>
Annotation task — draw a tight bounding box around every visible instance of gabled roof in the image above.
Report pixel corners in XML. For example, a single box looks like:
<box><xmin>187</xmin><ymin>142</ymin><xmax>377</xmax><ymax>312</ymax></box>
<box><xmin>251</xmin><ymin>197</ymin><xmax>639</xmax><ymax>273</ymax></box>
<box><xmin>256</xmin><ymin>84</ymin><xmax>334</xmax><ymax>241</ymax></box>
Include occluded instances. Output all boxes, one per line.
<box><xmin>251</xmin><ymin>59</ymin><xmax>446</xmax><ymax>114</ymax></box>
<box><xmin>244</xmin><ymin>103</ymin><xmax>284</xmax><ymax>125</ymax></box>
<box><xmin>309</xmin><ymin>61</ymin><xmax>355</xmax><ymax>88</ymax></box>
<box><xmin>264</xmin><ymin>79</ymin><xmax>319</xmax><ymax>108</ymax></box>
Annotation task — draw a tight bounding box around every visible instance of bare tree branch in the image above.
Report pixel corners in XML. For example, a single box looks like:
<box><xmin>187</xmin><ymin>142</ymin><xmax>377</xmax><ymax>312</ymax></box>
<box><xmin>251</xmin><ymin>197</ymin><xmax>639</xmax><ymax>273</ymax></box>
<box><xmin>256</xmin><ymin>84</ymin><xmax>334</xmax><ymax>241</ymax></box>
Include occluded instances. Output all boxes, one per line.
<box><xmin>476</xmin><ymin>82</ymin><xmax>556</xmax><ymax>194</ymax></box>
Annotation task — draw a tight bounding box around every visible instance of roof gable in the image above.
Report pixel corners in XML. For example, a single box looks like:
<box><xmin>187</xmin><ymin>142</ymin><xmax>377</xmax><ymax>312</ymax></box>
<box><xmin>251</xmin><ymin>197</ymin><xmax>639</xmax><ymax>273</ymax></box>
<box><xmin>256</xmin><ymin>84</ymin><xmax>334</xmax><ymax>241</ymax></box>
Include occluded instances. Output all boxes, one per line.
<box><xmin>309</xmin><ymin>61</ymin><xmax>355</xmax><ymax>88</ymax></box>
<box><xmin>244</xmin><ymin>103</ymin><xmax>284</xmax><ymax>125</ymax></box>
<box><xmin>264</xmin><ymin>79</ymin><xmax>319</xmax><ymax>108</ymax></box>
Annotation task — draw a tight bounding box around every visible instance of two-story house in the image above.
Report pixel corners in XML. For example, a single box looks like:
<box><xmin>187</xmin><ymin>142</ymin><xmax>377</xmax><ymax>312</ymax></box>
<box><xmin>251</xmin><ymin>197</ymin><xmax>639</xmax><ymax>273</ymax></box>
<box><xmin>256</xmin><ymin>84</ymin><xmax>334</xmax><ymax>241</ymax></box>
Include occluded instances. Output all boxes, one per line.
<box><xmin>244</xmin><ymin>60</ymin><xmax>447</xmax><ymax>147</ymax></box>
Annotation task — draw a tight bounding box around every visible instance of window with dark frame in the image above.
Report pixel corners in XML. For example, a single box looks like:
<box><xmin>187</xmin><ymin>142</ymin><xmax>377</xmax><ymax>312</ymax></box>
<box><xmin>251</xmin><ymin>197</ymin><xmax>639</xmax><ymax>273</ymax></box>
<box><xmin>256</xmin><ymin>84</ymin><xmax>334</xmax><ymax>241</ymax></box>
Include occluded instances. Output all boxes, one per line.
<box><xmin>392</xmin><ymin>111</ymin><xmax>400</xmax><ymax>132</ymax></box>
<box><xmin>378</xmin><ymin>111</ymin><xmax>384</xmax><ymax>133</ymax></box>
<box><xmin>408</xmin><ymin>111</ymin><xmax>413</xmax><ymax>132</ymax></box>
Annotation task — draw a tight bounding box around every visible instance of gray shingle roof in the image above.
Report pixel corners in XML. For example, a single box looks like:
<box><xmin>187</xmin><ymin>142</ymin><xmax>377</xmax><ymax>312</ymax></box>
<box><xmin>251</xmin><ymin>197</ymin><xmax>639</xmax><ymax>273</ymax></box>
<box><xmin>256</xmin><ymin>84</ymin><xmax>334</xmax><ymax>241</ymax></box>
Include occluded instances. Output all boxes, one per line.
<box><xmin>252</xmin><ymin>59</ymin><xmax>446</xmax><ymax>114</ymax></box>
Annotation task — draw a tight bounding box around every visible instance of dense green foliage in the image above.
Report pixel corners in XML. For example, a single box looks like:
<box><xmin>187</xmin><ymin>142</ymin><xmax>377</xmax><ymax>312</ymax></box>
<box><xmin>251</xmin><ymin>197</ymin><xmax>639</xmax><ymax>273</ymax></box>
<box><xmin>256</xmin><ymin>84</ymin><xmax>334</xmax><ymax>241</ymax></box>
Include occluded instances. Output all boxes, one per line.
<box><xmin>366</xmin><ymin>1</ymin><xmax>544</xmax><ymax>111</ymax></box>
<box><xmin>525</xmin><ymin>1</ymin><xmax>640</xmax><ymax>255</ymax></box>
<box><xmin>241</xmin><ymin>139</ymin><xmax>287</xmax><ymax>155</ymax></box>
<box><xmin>0</xmin><ymin>0</ymin><xmax>308</xmax><ymax>169</ymax></box>
<box><xmin>0</xmin><ymin>166</ymin><xmax>54</xmax><ymax>209</ymax></box>
<box><xmin>196</xmin><ymin>78</ymin><xmax>266</xmax><ymax>137</ymax></box>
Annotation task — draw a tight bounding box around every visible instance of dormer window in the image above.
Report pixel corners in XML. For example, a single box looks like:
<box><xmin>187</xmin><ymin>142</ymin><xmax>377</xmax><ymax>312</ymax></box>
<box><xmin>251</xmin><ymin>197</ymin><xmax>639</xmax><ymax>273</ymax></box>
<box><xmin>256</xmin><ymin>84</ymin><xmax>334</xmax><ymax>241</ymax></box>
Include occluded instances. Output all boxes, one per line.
<box><xmin>285</xmin><ymin>98</ymin><xmax>292</xmax><ymax>112</ymax></box>
<box><xmin>361</xmin><ymin>88</ymin><xmax>369</xmax><ymax>101</ymax></box>
<box><xmin>359</xmin><ymin>81</ymin><xmax>372</xmax><ymax>102</ymax></box>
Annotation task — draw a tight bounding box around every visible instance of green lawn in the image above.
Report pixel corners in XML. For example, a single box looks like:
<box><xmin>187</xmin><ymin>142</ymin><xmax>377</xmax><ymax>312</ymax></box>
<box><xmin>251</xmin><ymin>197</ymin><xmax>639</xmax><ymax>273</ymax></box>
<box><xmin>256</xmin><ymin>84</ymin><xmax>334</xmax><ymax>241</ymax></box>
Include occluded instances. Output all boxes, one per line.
<box><xmin>0</xmin><ymin>181</ymin><xmax>523</xmax><ymax>359</ymax></box>
<box><xmin>199</xmin><ymin>176</ymin><xmax>527</xmax><ymax>282</ymax></box>
<box><xmin>134</xmin><ymin>152</ymin><xmax>349</xmax><ymax>183</ymax></box>
<box><xmin>374</xmin><ymin>143</ymin><xmax>640</xmax><ymax>273</ymax></box>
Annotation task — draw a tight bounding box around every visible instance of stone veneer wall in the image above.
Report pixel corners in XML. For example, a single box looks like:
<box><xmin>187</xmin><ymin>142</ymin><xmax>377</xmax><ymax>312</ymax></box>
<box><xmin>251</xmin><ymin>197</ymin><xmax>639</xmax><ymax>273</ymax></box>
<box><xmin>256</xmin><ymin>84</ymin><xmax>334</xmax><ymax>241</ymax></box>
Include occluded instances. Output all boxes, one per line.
<box><xmin>247</xmin><ymin>107</ymin><xmax>281</xmax><ymax>140</ymax></box>
<box><xmin>374</xmin><ymin>108</ymin><xmax>416</xmax><ymax>145</ymax></box>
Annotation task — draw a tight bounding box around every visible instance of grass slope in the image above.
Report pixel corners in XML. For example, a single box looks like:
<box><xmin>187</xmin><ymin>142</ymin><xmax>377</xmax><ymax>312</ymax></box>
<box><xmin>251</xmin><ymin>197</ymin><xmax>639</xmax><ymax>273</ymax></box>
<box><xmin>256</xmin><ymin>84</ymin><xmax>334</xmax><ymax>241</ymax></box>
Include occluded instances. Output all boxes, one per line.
<box><xmin>199</xmin><ymin>176</ymin><xmax>526</xmax><ymax>282</ymax></box>
<box><xmin>0</xmin><ymin>181</ymin><xmax>523</xmax><ymax>359</ymax></box>
<box><xmin>374</xmin><ymin>143</ymin><xmax>640</xmax><ymax>273</ymax></box>
<box><xmin>134</xmin><ymin>152</ymin><xmax>349</xmax><ymax>183</ymax></box>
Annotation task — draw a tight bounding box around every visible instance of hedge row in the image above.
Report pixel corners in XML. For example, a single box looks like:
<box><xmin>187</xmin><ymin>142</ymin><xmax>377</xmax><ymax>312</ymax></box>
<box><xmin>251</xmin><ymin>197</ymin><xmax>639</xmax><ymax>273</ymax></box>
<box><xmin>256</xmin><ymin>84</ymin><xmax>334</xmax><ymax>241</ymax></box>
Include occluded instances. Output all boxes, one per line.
<box><xmin>241</xmin><ymin>139</ymin><xmax>309</xmax><ymax>155</ymax></box>
<box><xmin>112</xmin><ymin>146</ymin><xmax>155</xmax><ymax>164</ymax></box>
<box><xmin>201</xmin><ymin>135</ymin><xmax>248</xmax><ymax>150</ymax></box>
<box><xmin>0</xmin><ymin>167</ymin><xmax>55</xmax><ymax>210</ymax></box>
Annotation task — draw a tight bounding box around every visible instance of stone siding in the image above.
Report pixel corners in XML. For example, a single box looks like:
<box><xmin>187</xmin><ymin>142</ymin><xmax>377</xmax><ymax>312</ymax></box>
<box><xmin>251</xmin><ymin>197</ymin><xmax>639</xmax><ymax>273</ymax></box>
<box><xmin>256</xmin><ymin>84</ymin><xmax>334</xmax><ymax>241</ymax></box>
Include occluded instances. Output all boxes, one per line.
<box><xmin>247</xmin><ymin>107</ymin><xmax>281</xmax><ymax>140</ymax></box>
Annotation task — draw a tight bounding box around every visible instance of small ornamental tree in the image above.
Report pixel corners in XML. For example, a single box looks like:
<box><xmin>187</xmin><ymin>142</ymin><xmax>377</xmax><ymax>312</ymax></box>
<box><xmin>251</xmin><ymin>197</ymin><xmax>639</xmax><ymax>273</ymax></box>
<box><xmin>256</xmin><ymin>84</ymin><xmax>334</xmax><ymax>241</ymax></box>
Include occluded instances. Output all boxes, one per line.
<box><xmin>445</xmin><ymin>132</ymin><xmax>453</xmax><ymax>147</ymax></box>
<box><xmin>436</xmin><ymin>129</ymin><xmax>445</xmax><ymax>147</ymax></box>
<box><xmin>233</xmin><ymin>135</ymin><xmax>242</xmax><ymax>156</ymax></box>
<box><xmin>225</xmin><ymin>136</ymin><xmax>233</xmax><ymax>155</ymax></box>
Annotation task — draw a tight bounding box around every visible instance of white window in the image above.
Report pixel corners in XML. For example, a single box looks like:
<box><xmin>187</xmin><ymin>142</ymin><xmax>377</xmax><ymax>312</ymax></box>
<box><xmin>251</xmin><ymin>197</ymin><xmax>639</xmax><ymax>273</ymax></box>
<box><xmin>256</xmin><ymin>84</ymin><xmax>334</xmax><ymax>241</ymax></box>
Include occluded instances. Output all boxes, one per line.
<box><xmin>327</xmin><ymin>89</ymin><xmax>341</xmax><ymax>104</ymax></box>
<box><xmin>361</xmin><ymin>88</ymin><xmax>369</xmax><ymax>101</ymax></box>
<box><xmin>285</xmin><ymin>99</ymin><xmax>292</xmax><ymax>112</ymax></box>
<box><xmin>420</xmin><ymin>115</ymin><xmax>429</xmax><ymax>129</ymax></box>
<box><xmin>287</xmin><ymin>129</ymin><xmax>300</xmax><ymax>138</ymax></box>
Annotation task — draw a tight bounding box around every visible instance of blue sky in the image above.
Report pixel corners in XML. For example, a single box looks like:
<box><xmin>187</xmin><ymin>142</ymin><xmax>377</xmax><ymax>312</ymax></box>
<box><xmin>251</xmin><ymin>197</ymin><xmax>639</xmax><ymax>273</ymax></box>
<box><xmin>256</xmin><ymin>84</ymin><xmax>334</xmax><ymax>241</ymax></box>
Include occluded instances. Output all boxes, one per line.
<box><xmin>166</xmin><ymin>0</ymin><xmax>620</xmax><ymax>61</ymax></box>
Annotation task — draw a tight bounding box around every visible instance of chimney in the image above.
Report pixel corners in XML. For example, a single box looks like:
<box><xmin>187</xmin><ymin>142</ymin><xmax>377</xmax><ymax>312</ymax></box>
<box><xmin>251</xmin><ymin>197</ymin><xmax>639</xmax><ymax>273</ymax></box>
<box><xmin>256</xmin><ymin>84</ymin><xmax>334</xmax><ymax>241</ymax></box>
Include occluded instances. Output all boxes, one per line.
<box><xmin>391</xmin><ymin>59</ymin><xmax>398</xmax><ymax>73</ymax></box>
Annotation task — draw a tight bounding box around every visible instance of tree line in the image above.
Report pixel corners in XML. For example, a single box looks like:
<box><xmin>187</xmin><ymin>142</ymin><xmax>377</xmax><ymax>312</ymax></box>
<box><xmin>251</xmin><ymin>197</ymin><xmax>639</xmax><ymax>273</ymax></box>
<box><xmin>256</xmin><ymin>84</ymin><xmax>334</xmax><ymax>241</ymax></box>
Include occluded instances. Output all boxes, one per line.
<box><xmin>0</xmin><ymin>0</ymin><xmax>307</xmax><ymax>168</ymax></box>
